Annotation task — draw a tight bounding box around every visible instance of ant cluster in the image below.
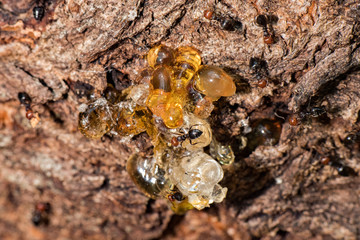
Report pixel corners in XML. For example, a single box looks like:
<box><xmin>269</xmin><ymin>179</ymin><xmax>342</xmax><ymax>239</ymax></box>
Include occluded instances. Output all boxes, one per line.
<box><xmin>78</xmin><ymin>45</ymin><xmax>237</xmax><ymax>213</ymax></box>
<box><xmin>203</xmin><ymin>10</ymin><xmax>277</xmax><ymax>45</ymax></box>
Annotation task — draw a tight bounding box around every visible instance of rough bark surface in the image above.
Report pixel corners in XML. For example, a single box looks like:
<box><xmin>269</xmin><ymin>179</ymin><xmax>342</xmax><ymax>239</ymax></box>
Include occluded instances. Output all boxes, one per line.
<box><xmin>1</xmin><ymin>0</ymin><xmax>360</xmax><ymax>239</ymax></box>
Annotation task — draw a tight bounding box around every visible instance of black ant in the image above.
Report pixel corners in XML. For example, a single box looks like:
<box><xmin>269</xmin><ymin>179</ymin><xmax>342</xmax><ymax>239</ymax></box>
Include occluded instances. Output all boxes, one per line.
<box><xmin>320</xmin><ymin>155</ymin><xmax>357</xmax><ymax>177</ymax></box>
<box><xmin>249</xmin><ymin>57</ymin><xmax>268</xmax><ymax>78</ymax></box>
<box><xmin>249</xmin><ymin>57</ymin><xmax>269</xmax><ymax>87</ymax></box>
<box><xmin>299</xmin><ymin>106</ymin><xmax>327</xmax><ymax>120</ymax></box>
<box><xmin>31</xmin><ymin>202</ymin><xmax>51</xmax><ymax>226</ymax></box>
<box><xmin>329</xmin><ymin>161</ymin><xmax>357</xmax><ymax>177</ymax></box>
<box><xmin>343</xmin><ymin>132</ymin><xmax>360</xmax><ymax>147</ymax></box>
<box><xmin>33</xmin><ymin>0</ymin><xmax>45</xmax><ymax>21</ymax></box>
<box><xmin>18</xmin><ymin>92</ymin><xmax>32</xmax><ymax>107</ymax></box>
<box><xmin>204</xmin><ymin>10</ymin><xmax>242</xmax><ymax>32</ymax></box>
<box><xmin>255</xmin><ymin>14</ymin><xmax>278</xmax><ymax>44</ymax></box>
<box><xmin>18</xmin><ymin>92</ymin><xmax>35</xmax><ymax>120</ymax></box>
<box><xmin>171</xmin><ymin>126</ymin><xmax>203</xmax><ymax>147</ymax></box>
<box><xmin>167</xmin><ymin>191</ymin><xmax>185</xmax><ymax>202</ymax></box>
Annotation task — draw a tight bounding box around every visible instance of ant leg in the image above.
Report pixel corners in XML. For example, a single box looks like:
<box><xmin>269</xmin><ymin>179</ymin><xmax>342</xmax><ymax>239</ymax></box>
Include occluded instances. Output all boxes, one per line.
<box><xmin>189</xmin><ymin>124</ymin><xmax>202</xmax><ymax>131</ymax></box>
<box><xmin>189</xmin><ymin>139</ymin><xmax>200</xmax><ymax>146</ymax></box>
<box><xmin>179</xmin><ymin>128</ymin><xmax>186</xmax><ymax>134</ymax></box>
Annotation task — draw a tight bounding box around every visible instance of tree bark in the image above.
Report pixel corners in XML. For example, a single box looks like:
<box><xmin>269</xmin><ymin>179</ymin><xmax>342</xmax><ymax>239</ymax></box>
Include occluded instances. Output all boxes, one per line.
<box><xmin>1</xmin><ymin>0</ymin><xmax>360</xmax><ymax>239</ymax></box>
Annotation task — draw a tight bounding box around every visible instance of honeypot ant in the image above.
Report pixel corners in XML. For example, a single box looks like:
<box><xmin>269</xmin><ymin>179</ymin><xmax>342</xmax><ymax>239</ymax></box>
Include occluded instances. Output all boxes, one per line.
<box><xmin>171</xmin><ymin>125</ymin><xmax>203</xmax><ymax>147</ymax></box>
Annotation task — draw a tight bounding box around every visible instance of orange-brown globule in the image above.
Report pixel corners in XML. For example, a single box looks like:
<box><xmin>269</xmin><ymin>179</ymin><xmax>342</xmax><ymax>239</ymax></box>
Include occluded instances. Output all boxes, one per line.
<box><xmin>264</xmin><ymin>35</ymin><xmax>274</xmax><ymax>44</ymax></box>
<box><xmin>193</xmin><ymin>66</ymin><xmax>236</xmax><ymax>99</ymax></box>
<box><xmin>147</xmin><ymin>45</ymin><xmax>175</xmax><ymax>68</ymax></box>
<box><xmin>172</xmin><ymin>46</ymin><xmax>202</xmax><ymax>89</ymax></box>
<box><xmin>151</xmin><ymin>66</ymin><xmax>172</xmax><ymax>92</ymax></box>
<box><xmin>257</xmin><ymin>79</ymin><xmax>267</xmax><ymax>88</ymax></box>
<box><xmin>114</xmin><ymin>107</ymin><xmax>148</xmax><ymax>136</ymax></box>
<box><xmin>204</xmin><ymin>10</ymin><xmax>214</xmax><ymax>20</ymax></box>
<box><xmin>288</xmin><ymin>115</ymin><xmax>298</xmax><ymax>126</ymax></box>
<box><xmin>26</xmin><ymin>109</ymin><xmax>34</xmax><ymax>120</ymax></box>
<box><xmin>78</xmin><ymin>99</ymin><xmax>116</xmax><ymax>139</ymax></box>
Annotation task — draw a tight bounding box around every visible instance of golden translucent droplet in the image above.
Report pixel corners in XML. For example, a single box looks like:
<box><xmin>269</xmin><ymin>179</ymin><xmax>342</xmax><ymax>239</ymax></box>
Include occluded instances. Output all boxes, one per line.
<box><xmin>172</xmin><ymin>46</ymin><xmax>202</xmax><ymax>89</ymax></box>
<box><xmin>146</xmin><ymin>89</ymin><xmax>170</xmax><ymax>117</ymax></box>
<box><xmin>78</xmin><ymin>98</ymin><xmax>115</xmax><ymax>139</ymax></box>
<box><xmin>194</xmin><ymin>96</ymin><xmax>214</xmax><ymax>119</ymax></box>
<box><xmin>209</xmin><ymin>138</ymin><xmax>235</xmax><ymax>165</ymax></box>
<box><xmin>151</xmin><ymin>65</ymin><xmax>172</xmax><ymax>92</ymax></box>
<box><xmin>126</xmin><ymin>154</ymin><xmax>168</xmax><ymax>199</ymax></box>
<box><xmin>168</xmin><ymin>197</ymin><xmax>194</xmax><ymax>215</ymax></box>
<box><xmin>246</xmin><ymin>119</ymin><xmax>282</xmax><ymax>151</ymax></box>
<box><xmin>194</xmin><ymin>66</ymin><xmax>236</xmax><ymax>99</ymax></box>
<box><xmin>114</xmin><ymin>107</ymin><xmax>148</xmax><ymax>136</ymax></box>
<box><xmin>162</xmin><ymin>99</ymin><xmax>184</xmax><ymax>129</ymax></box>
<box><xmin>174</xmin><ymin>46</ymin><xmax>202</xmax><ymax>72</ymax></box>
<box><xmin>147</xmin><ymin>45</ymin><xmax>175</xmax><ymax>68</ymax></box>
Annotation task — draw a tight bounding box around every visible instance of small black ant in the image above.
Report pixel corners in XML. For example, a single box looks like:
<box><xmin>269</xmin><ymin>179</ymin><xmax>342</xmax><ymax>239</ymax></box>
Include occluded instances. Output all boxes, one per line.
<box><xmin>299</xmin><ymin>106</ymin><xmax>326</xmax><ymax>120</ymax></box>
<box><xmin>329</xmin><ymin>161</ymin><xmax>357</xmax><ymax>177</ymax></box>
<box><xmin>320</xmin><ymin>155</ymin><xmax>357</xmax><ymax>177</ymax></box>
<box><xmin>171</xmin><ymin>126</ymin><xmax>203</xmax><ymax>147</ymax></box>
<box><xmin>18</xmin><ymin>92</ymin><xmax>32</xmax><ymax>107</ymax></box>
<box><xmin>33</xmin><ymin>1</ymin><xmax>45</xmax><ymax>21</ymax></box>
<box><xmin>343</xmin><ymin>132</ymin><xmax>360</xmax><ymax>147</ymax></box>
<box><xmin>249</xmin><ymin>57</ymin><xmax>268</xmax><ymax>78</ymax></box>
<box><xmin>31</xmin><ymin>202</ymin><xmax>51</xmax><ymax>226</ymax></box>
<box><xmin>167</xmin><ymin>191</ymin><xmax>185</xmax><ymax>202</ymax></box>
<box><xmin>255</xmin><ymin>14</ymin><xmax>278</xmax><ymax>44</ymax></box>
<box><xmin>249</xmin><ymin>57</ymin><xmax>269</xmax><ymax>87</ymax></box>
<box><xmin>204</xmin><ymin>10</ymin><xmax>242</xmax><ymax>32</ymax></box>
<box><xmin>18</xmin><ymin>92</ymin><xmax>35</xmax><ymax>120</ymax></box>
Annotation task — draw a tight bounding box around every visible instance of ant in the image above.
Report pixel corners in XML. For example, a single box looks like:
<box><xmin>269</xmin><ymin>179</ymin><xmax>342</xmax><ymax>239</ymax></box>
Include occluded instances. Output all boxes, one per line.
<box><xmin>343</xmin><ymin>132</ymin><xmax>360</xmax><ymax>147</ymax></box>
<box><xmin>33</xmin><ymin>1</ymin><xmax>46</xmax><ymax>21</ymax></box>
<box><xmin>255</xmin><ymin>14</ymin><xmax>278</xmax><ymax>44</ymax></box>
<box><xmin>204</xmin><ymin>10</ymin><xmax>242</xmax><ymax>32</ymax></box>
<box><xmin>249</xmin><ymin>57</ymin><xmax>269</xmax><ymax>87</ymax></box>
<box><xmin>18</xmin><ymin>92</ymin><xmax>35</xmax><ymax>120</ymax></box>
<box><xmin>167</xmin><ymin>191</ymin><xmax>185</xmax><ymax>202</ymax></box>
<box><xmin>320</xmin><ymin>155</ymin><xmax>357</xmax><ymax>177</ymax></box>
<box><xmin>299</xmin><ymin>106</ymin><xmax>326</xmax><ymax>119</ymax></box>
<box><xmin>18</xmin><ymin>92</ymin><xmax>41</xmax><ymax>127</ymax></box>
<box><xmin>171</xmin><ymin>125</ymin><xmax>203</xmax><ymax>147</ymax></box>
<box><xmin>31</xmin><ymin>202</ymin><xmax>51</xmax><ymax>226</ymax></box>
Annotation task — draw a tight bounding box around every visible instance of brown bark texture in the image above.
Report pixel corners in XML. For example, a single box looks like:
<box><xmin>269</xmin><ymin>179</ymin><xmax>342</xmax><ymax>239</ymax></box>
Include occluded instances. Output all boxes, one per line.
<box><xmin>1</xmin><ymin>0</ymin><xmax>360</xmax><ymax>239</ymax></box>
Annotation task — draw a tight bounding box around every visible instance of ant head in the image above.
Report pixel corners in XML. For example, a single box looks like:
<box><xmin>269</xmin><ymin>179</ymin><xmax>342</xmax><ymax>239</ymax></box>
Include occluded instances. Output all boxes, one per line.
<box><xmin>255</xmin><ymin>15</ymin><xmax>268</xmax><ymax>27</ymax></box>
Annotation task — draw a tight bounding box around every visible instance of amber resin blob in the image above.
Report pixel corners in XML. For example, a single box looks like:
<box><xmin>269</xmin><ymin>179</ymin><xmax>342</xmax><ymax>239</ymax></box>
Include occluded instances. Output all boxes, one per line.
<box><xmin>78</xmin><ymin>44</ymin><xmax>237</xmax><ymax>214</ymax></box>
<box><xmin>194</xmin><ymin>65</ymin><xmax>236</xmax><ymax>100</ymax></box>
